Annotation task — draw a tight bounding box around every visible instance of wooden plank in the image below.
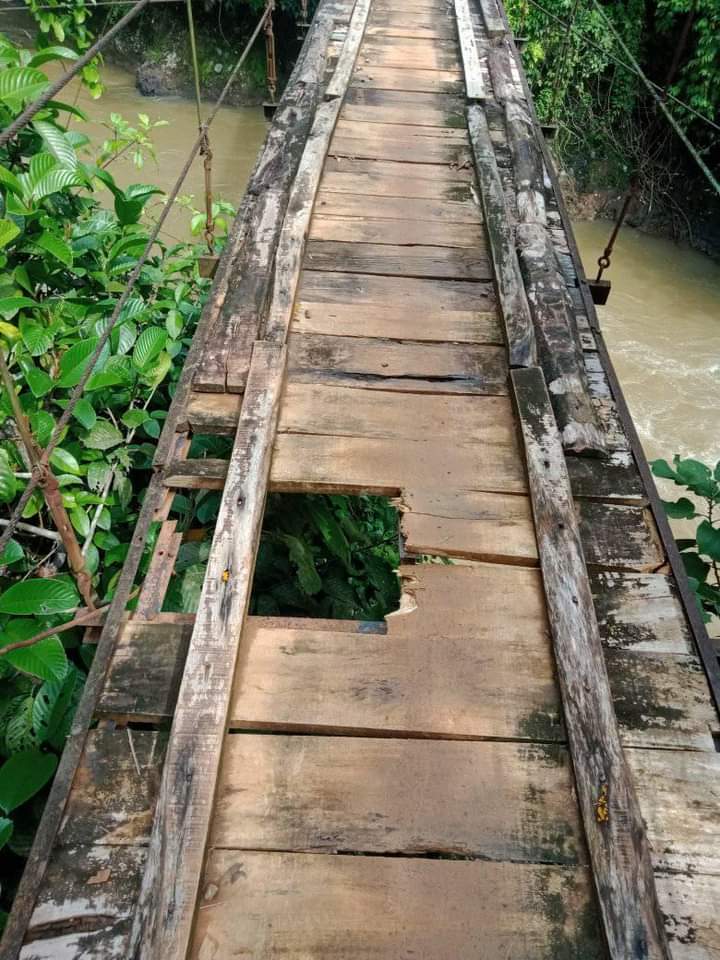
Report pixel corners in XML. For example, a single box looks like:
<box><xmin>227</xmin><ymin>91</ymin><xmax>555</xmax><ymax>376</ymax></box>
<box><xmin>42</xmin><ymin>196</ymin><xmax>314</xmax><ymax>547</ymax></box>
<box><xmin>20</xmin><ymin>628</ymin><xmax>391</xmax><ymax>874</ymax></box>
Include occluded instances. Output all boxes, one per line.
<box><xmin>343</xmin><ymin>85</ymin><xmax>465</xmax><ymax>126</ymax></box>
<box><xmin>271</xmin><ymin>427</ymin><xmax>528</xmax><ymax>497</ymax></box>
<box><xmin>211</xmin><ymin>735</ymin><xmax>585</xmax><ymax>864</ymax></box>
<box><xmin>454</xmin><ymin>0</ymin><xmax>485</xmax><ymax>100</ymax></box>
<box><xmin>607</xmin><ymin>650</ymin><xmax>717</xmax><ymax>751</ymax></box>
<box><xmin>279</xmin><ymin>384</ymin><xmax>515</xmax><ymax>444</ymax></box>
<box><xmin>591</xmin><ymin>572</ymin><xmax>693</xmax><ymax>655</ymax></box>
<box><xmin>478</xmin><ymin>0</ymin><xmax>506</xmax><ymax>37</ymax></box>
<box><xmin>359</xmin><ymin>37</ymin><xmax>462</xmax><ymax>72</ymax></box>
<box><xmin>467</xmin><ymin>104</ymin><xmax>536</xmax><ymax>366</ymax></box>
<box><xmin>578</xmin><ymin>501</ymin><xmax>664</xmax><ymax>572</ymax></box>
<box><xmin>322</xmin><ymin>158</ymin><xmax>475</xmax><ymax>201</ymax></box>
<box><xmin>191</xmin><ymin>851</ymin><xmax>602</xmax><ymax>959</ymax></box>
<box><xmin>185</xmin><ymin>391</ymin><xmax>241</xmax><ymax>434</ymax></box>
<box><xmin>294</xmin><ymin>271</ymin><xmax>501</xmax><ymax>343</ymax></box>
<box><xmin>517</xmin><ymin>222</ymin><xmax>605</xmax><ymax>454</ymax></box>
<box><xmin>288</xmin><ymin>333</ymin><xmax>508</xmax><ymax>394</ymax></box>
<box><xmin>325</xmin><ymin>0</ymin><xmax>372</xmax><ymax>99</ymax></box>
<box><xmin>192</xmin><ymin>9</ymin><xmax>334</xmax><ymax>392</ymax></box>
<box><xmin>310</xmin><ymin>213</ymin><xmax>483</xmax><ymax>248</ymax></box>
<box><xmin>654</xmin><ymin>872</ymin><xmax>720</xmax><ymax>959</ymax></box>
<box><xmin>134</xmin><ymin>520</ymin><xmax>182</xmax><ymax>620</ymax></box>
<box><xmin>629</xmin><ymin>749</ymin><xmax>720</xmax><ymax>876</ymax></box>
<box><xmin>335</xmin><ymin>116</ymin><xmax>468</xmax><ymax>142</ymax></box>
<box><xmin>511</xmin><ymin>365</ymin><xmax>671</xmax><ymax>960</ymax></box>
<box><xmin>400</xmin><ymin>487</ymin><xmax>538</xmax><ymax>564</ymax></box>
<box><xmin>315</xmin><ymin>190</ymin><xmax>482</xmax><ymax>224</ymax></box>
<box><xmin>128</xmin><ymin>342</ymin><xmax>286</xmax><ymax>959</ymax></box>
<box><xmin>304</xmin><ymin>240</ymin><xmax>492</xmax><ymax>280</ymax></box>
<box><xmin>505</xmin><ymin>97</ymin><xmax>546</xmax><ymax>224</ymax></box>
<box><xmin>229</xmin><ymin>563</ymin><xmax>561</xmax><ymax>739</ymax></box>
<box><xmin>352</xmin><ymin>64</ymin><xmax>464</xmax><ymax>94</ymax></box>
<box><xmin>331</xmin><ymin>129</ymin><xmax>471</xmax><ymax>165</ymax></box>
<box><xmin>98</xmin><ymin>620</ymin><xmax>193</xmax><ymax>721</ymax></box>
<box><xmin>566</xmin><ymin>450</ymin><xmax>645</xmax><ymax>503</ymax></box>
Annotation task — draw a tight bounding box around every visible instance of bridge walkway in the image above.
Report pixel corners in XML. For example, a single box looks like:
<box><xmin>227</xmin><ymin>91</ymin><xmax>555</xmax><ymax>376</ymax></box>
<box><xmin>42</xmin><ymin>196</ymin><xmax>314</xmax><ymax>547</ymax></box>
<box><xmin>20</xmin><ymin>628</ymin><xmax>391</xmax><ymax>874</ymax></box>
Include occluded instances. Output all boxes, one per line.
<box><xmin>9</xmin><ymin>0</ymin><xmax>720</xmax><ymax>958</ymax></box>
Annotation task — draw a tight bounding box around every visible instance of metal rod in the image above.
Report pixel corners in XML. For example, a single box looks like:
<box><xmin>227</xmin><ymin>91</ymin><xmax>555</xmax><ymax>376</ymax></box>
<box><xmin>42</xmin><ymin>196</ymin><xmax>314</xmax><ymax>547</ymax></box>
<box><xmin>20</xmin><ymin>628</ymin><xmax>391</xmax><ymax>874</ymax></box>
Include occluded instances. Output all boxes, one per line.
<box><xmin>595</xmin><ymin>177</ymin><xmax>637</xmax><ymax>281</ymax></box>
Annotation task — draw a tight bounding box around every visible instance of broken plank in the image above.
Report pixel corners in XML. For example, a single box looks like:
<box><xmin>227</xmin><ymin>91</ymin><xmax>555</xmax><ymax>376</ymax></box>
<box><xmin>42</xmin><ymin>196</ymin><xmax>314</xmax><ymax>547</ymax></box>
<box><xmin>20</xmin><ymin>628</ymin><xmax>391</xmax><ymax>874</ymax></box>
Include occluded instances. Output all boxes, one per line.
<box><xmin>211</xmin><ymin>735</ymin><xmax>585</xmax><ymax>864</ymax></box>
<box><xmin>304</xmin><ymin>240</ymin><xmax>492</xmax><ymax>280</ymax></box>
<box><xmin>134</xmin><ymin>520</ymin><xmax>182</xmax><ymax>620</ymax></box>
<box><xmin>128</xmin><ymin>342</ymin><xmax>286</xmax><ymax>960</ymax></box>
<box><xmin>467</xmin><ymin>104</ymin><xmax>536</xmax><ymax>366</ymax></box>
<box><xmin>294</xmin><ymin>271</ymin><xmax>501</xmax><ymax>343</ymax></box>
<box><xmin>288</xmin><ymin>332</ymin><xmax>508</xmax><ymax>394</ymax></box>
<box><xmin>511</xmin><ymin>365</ymin><xmax>671</xmax><ymax>960</ymax></box>
<box><xmin>271</xmin><ymin>428</ymin><xmax>528</xmax><ymax>496</ymax></box>
<box><xmin>566</xmin><ymin>450</ymin><xmax>644</xmax><ymax>503</ymax></box>
<box><xmin>325</xmin><ymin>0</ymin><xmax>372</xmax><ymax>99</ymax></box>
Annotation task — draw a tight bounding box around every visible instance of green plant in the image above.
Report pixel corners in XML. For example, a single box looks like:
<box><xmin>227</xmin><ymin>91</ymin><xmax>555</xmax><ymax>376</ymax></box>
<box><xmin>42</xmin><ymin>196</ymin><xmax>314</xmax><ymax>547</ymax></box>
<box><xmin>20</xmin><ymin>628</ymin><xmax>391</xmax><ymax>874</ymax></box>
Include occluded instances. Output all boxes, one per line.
<box><xmin>25</xmin><ymin>0</ymin><xmax>104</xmax><ymax>98</ymax></box>
<box><xmin>98</xmin><ymin>111</ymin><xmax>170</xmax><ymax>170</ymax></box>
<box><xmin>651</xmin><ymin>455</ymin><xmax>720</xmax><ymax>622</ymax></box>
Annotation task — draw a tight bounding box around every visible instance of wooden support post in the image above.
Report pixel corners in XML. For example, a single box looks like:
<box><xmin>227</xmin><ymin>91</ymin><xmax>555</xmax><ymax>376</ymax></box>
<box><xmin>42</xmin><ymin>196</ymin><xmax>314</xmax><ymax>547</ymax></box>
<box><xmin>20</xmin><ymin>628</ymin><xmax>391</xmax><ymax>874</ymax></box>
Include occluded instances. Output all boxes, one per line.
<box><xmin>128</xmin><ymin>342</ymin><xmax>286</xmax><ymax>960</ymax></box>
<box><xmin>467</xmin><ymin>104</ymin><xmax>536</xmax><ymax>367</ymax></box>
<box><xmin>511</xmin><ymin>365</ymin><xmax>671</xmax><ymax>960</ymax></box>
<box><xmin>504</xmin><ymin>97</ymin><xmax>546</xmax><ymax>224</ymax></box>
<box><xmin>454</xmin><ymin>0</ymin><xmax>486</xmax><ymax>101</ymax></box>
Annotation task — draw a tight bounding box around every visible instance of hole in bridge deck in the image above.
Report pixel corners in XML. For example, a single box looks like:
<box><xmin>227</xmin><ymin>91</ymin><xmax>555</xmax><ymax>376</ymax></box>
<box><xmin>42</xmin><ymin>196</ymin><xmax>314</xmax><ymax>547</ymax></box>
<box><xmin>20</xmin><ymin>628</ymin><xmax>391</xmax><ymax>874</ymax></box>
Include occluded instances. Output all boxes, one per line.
<box><xmin>162</xmin><ymin>489</ymin><xmax>402</xmax><ymax>622</ymax></box>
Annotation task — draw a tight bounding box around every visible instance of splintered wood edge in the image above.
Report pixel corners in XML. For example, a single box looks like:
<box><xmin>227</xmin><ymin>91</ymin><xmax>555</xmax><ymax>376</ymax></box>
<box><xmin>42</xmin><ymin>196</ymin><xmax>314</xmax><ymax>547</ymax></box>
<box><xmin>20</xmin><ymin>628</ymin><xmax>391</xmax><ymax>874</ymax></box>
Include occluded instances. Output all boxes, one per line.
<box><xmin>510</xmin><ymin>366</ymin><xmax>671</xmax><ymax>960</ymax></box>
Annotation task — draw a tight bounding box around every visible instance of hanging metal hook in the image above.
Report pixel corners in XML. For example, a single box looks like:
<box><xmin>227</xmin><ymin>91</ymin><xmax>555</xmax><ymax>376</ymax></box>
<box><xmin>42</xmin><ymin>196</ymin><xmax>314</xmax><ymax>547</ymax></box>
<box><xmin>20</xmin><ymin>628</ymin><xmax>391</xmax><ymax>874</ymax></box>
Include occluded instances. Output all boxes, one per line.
<box><xmin>263</xmin><ymin>0</ymin><xmax>278</xmax><ymax>118</ymax></box>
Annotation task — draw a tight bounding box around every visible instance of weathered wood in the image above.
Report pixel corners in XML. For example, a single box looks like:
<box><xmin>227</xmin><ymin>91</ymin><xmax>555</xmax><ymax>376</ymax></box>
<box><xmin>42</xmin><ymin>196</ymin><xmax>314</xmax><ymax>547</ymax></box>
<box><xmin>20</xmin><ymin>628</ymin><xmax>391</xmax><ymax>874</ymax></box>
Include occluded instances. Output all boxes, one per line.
<box><xmin>315</xmin><ymin>191</ymin><xmax>482</xmax><ymax>224</ymax></box>
<box><xmin>163</xmin><ymin>458</ymin><xmax>228</xmax><ymax>490</ymax></box>
<box><xmin>505</xmin><ymin>97</ymin><xmax>546</xmax><ymax>224</ymax></box>
<box><xmin>566</xmin><ymin>449</ymin><xmax>644</xmax><ymax>503</ymax></box>
<box><xmin>516</xmin><ymin>221</ymin><xmax>605</xmax><ymax>454</ymax></box>
<box><xmin>325</xmin><ymin>0</ymin><xmax>373</xmax><ymax>100</ymax></box>
<box><xmin>191</xmin><ymin>851</ymin><xmax>602</xmax><ymax>959</ymax></box>
<box><xmin>323</xmin><ymin>157</ymin><xmax>475</xmax><ymax>200</ymax></box>
<box><xmin>134</xmin><ymin>521</ymin><xmax>182</xmax><ymax>620</ymax></box>
<box><xmin>186</xmin><ymin>391</ymin><xmax>241</xmax><ymax>434</ymax></box>
<box><xmin>310</xmin><ymin>212</ymin><xmax>483</xmax><ymax>247</ymax></box>
<box><xmin>129</xmin><ymin>342</ymin><xmax>287</xmax><ymax>960</ymax></box>
<box><xmin>359</xmin><ymin>37</ymin><xmax>462</xmax><ymax>72</ymax></box>
<box><xmin>352</xmin><ymin>63</ymin><xmax>464</xmax><ymax>93</ymax></box>
<box><xmin>192</xmin><ymin>10</ymin><xmax>334</xmax><ymax>392</ymax></box>
<box><xmin>578</xmin><ymin>500</ymin><xmax>664</xmax><ymax>572</ymax></box>
<box><xmin>294</xmin><ymin>271</ymin><xmax>501</xmax><ymax>343</ymax></box>
<box><xmin>478</xmin><ymin>0</ymin><xmax>506</xmax><ymax>37</ymax></box>
<box><xmin>591</xmin><ymin>572</ymin><xmax>693</xmax><ymax>654</ymax></box>
<box><xmin>486</xmin><ymin>36</ymin><xmax>521</xmax><ymax>103</ymax></box>
<box><xmin>211</xmin><ymin>735</ymin><xmax>585</xmax><ymax>863</ymax></box>
<box><xmin>467</xmin><ymin>104</ymin><xmax>536</xmax><ymax>366</ymax></box>
<box><xmin>331</xmin><ymin>127</ymin><xmax>471</xmax><ymax>165</ymax></box>
<box><xmin>511</xmin><ymin>365</ymin><xmax>671</xmax><ymax>960</ymax></box>
<box><xmin>654</xmin><ymin>871</ymin><xmax>720</xmax><ymax>959</ymax></box>
<box><xmin>288</xmin><ymin>333</ymin><xmax>508</xmax><ymax>394</ymax></box>
<box><xmin>454</xmin><ymin>0</ymin><xmax>485</xmax><ymax>100</ymax></box>
<box><xmin>343</xmin><ymin>85</ymin><xmax>465</xmax><ymax>126</ymax></box>
<box><xmin>305</xmin><ymin>239</ymin><xmax>493</xmax><ymax>280</ymax></box>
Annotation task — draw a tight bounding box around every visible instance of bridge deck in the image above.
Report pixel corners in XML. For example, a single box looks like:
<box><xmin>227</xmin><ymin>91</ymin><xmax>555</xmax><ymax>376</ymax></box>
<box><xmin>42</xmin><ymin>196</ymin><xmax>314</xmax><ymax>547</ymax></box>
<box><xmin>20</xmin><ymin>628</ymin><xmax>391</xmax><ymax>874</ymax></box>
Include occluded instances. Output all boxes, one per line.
<box><xmin>9</xmin><ymin>0</ymin><xmax>720</xmax><ymax>958</ymax></box>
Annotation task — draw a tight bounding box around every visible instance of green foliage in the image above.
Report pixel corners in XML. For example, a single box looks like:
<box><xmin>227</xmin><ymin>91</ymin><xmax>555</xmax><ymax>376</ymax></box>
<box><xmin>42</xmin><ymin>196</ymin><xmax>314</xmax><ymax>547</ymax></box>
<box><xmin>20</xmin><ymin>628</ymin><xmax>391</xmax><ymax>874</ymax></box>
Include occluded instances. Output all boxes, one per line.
<box><xmin>24</xmin><ymin>0</ymin><xmax>104</xmax><ymax>98</ymax></box>
<box><xmin>0</xmin><ymin>34</ymin><xmax>214</xmax><ymax>913</ymax></box>
<box><xmin>651</xmin><ymin>455</ymin><xmax>720</xmax><ymax>622</ymax></box>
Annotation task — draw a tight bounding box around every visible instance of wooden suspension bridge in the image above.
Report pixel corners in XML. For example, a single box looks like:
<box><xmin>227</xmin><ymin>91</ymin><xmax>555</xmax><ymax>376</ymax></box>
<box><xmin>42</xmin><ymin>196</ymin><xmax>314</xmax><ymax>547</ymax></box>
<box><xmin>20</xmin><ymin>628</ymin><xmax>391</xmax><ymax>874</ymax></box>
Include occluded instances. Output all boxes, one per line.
<box><xmin>4</xmin><ymin>0</ymin><xmax>720</xmax><ymax>957</ymax></box>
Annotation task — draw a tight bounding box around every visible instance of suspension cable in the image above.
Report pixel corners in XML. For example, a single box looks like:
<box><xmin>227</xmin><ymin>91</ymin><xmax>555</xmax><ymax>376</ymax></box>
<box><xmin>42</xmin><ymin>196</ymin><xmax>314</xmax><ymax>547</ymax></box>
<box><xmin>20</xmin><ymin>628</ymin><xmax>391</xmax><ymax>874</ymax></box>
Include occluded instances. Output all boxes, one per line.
<box><xmin>0</xmin><ymin>0</ymin><xmax>273</xmax><ymax>557</ymax></box>
<box><xmin>0</xmin><ymin>0</ymin><xmax>152</xmax><ymax>149</ymax></box>
<box><xmin>522</xmin><ymin>0</ymin><xmax>720</xmax><ymax>137</ymax></box>
<box><xmin>591</xmin><ymin>0</ymin><xmax>720</xmax><ymax>199</ymax></box>
<box><xmin>0</xmin><ymin>0</ymin><xmax>182</xmax><ymax>8</ymax></box>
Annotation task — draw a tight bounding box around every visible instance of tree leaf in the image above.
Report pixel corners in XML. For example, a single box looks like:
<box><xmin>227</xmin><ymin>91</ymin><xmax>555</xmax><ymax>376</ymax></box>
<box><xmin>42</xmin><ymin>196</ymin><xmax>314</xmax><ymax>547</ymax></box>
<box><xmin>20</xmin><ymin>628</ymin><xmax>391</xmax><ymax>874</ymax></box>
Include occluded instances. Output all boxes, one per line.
<box><xmin>57</xmin><ymin>337</ymin><xmax>99</xmax><ymax>388</ymax></box>
<box><xmin>35</xmin><ymin>231</ymin><xmax>73</xmax><ymax>267</ymax></box>
<box><xmin>650</xmin><ymin>458</ymin><xmax>677</xmax><ymax>481</ymax></box>
<box><xmin>0</xmin><ymin>296</ymin><xmax>36</xmax><ymax>318</ymax></box>
<box><xmin>87</xmin><ymin>461</ymin><xmax>111</xmax><ymax>493</ymax></box>
<box><xmin>0</xmin><ymin>578</ymin><xmax>79</xmax><ymax>615</ymax></box>
<box><xmin>72</xmin><ymin>398</ymin><xmax>96</xmax><ymax>430</ymax></box>
<box><xmin>23</xmin><ymin>363</ymin><xmax>54</xmax><ymax>398</ymax></box>
<box><xmin>0</xmin><ymin>67</ymin><xmax>48</xmax><ymax>105</ymax></box>
<box><xmin>50</xmin><ymin>447</ymin><xmax>80</xmax><ymax>475</ymax></box>
<box><xmin>32</xmin><ymin>167</ymin><xmax>84</xmax><ymax>200</ymax></box>
<box><xmin>33</xmin><ymin>666</ymin><xmax>83</xmax><ymax>751</ymax></box>
<box><xmin>0</xmin><ymin>166</ymin><xmax>23</xmax><ymax>196</ymax></box>
<box><xmin>661</xmin><ymin>497</ymin><xmax>696</xmax><ymax>520</ymax></box>
<box><xmin>0</xmin><ymin>539</ymin><xmax>24</xmax><ymax>565</ymax></box>
<box><xmin>33</xmin><ymin>120</ymin><xmax>78</xmax><ymax>169</ymax></box>
<box><xmin>696</xmin><ymin>520</ymin><xmax>720</xmax><ymax>562</ymax></box>
<box><xmin>0</xmin><ymin>449</ymin><xmax>17</xmax><ymax>503</ymax></box>
<box><xmin>0</xmin><ymin>817</ymin><xmax>13</xmax><ymax>851</ymax></box>
<box><xmin>132</xmin><ymin>326</ymin><xmax>167</xmax><ymax>370</ymax></box>
<box><xmin>0</xmin><ymin>219</ymin><xmax>20</xmax><ymax>250</ymax></box>
<box><xmin>21</xmin><ymin>322</ymin><xmax>53</xmax><ymax>356</ymax></box>
<box><xmin>1</xmin><ymin>634</ymin><xmax>67</xmax><ymax>683</ymax></box>
<box><xmin>0</xmin><ymin>751</ymin><xmax>57</xmax><ymax>813</ymax></box>
<box><xmin>83</xmin><ymin>420</ymin><xmax>123</xmax><ymax>451</ymax></box>
<box><xmin>28</xmin><ymin>46</ymin><xmax>79</xmax><ymax>68</ymax></box>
